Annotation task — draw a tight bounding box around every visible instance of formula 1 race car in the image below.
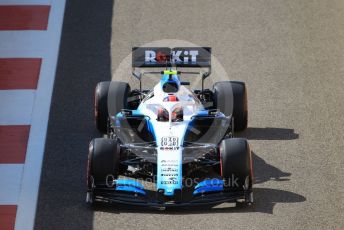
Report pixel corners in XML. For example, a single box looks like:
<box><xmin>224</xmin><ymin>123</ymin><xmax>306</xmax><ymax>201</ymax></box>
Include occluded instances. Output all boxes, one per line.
<box><xmin>86</xmin><ymin>47</ymin><xmax>253</xmax><ymax>208</ymax></box>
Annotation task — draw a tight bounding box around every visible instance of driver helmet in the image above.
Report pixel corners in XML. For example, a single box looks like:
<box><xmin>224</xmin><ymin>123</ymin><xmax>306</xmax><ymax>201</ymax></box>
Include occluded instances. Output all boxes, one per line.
<box><xmin>161</xmin><ymin>70</ymin><xmax>180</xmax><ymax>93</ymax></box>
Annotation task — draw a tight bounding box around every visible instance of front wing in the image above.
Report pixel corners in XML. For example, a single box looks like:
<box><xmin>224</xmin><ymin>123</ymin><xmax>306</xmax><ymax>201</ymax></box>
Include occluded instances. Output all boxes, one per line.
<box><xmin>90</xmin><ymin>179</ymin><xmax>251</xmax><ymax>208</ymax></box>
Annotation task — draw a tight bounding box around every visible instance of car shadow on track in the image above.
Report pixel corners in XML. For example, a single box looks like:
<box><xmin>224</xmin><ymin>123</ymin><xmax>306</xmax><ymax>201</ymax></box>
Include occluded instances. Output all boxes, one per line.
<box><xmin>237</xmin><ymin>127</ymin><xmax>299</xmax><ymax>140</ymax></box>
<box><xmin>252</xmin><ymin>152</ymin><xmax>291</xmax><ymax>184</ymax></box>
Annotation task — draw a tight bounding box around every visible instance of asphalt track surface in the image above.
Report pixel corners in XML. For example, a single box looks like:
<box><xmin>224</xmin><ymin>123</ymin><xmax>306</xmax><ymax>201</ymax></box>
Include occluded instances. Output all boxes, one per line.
<box><xmin>35</xmin><ymin>0</ymin><xmax>343</xmax><ymax>229</ymax></box>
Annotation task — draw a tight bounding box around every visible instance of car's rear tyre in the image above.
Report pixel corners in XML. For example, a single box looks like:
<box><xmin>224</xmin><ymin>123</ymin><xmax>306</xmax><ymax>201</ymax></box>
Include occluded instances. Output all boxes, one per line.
<box><xmin>94</xmin><ymin>81</ymin><xmax>130</xmax><ymax>134</ymax></box>
<box><xmin>219</xmin><ymin>138</ymin><xmax>253</xmax><ymax>203</ymax></box>
<box><xmin>213</xmin><ymin>81</ymin><xmax>248</xmax><ymax>131</ymax></box>
<box><xmin>87</xmin><ymin>138</ymin><xmax>120</xmax><ymax>187</ymax></box>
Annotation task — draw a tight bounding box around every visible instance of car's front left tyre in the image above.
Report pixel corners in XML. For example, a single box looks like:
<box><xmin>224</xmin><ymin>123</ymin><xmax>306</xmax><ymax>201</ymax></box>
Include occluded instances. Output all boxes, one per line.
<box><xmin>219</xmin><ymin>138</ymin><xmax>253</xmax><ymax>204</ymax></box>
<box><xmin>213</xmin><ymin>81</ymin><xmax>248</xmax><ymax>131</ymax></box>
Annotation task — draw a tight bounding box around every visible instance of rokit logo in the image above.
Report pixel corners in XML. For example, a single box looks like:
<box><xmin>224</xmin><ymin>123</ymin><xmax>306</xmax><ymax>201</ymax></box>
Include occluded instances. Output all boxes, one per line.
<box><xmin>145</xmin><ymin>49</ymin><xmax>199</xmax><ymax>64</ymax></box>
<box><xmin>160</xmin><ymin>146</ymin><xmax>180</xmax><ymax>151</ymax></box>
<box><xmin>132</xmin><ymin>47</ymin><xmax>211</xmax><ymax>68</ymax></box>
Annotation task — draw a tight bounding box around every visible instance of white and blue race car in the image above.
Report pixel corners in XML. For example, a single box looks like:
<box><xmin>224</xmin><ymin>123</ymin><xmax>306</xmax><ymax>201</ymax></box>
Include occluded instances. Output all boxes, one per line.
<box><xmin>86</xmin><ymin>47</ymin><xmax>253</xmax><ymax>208</ymax></box>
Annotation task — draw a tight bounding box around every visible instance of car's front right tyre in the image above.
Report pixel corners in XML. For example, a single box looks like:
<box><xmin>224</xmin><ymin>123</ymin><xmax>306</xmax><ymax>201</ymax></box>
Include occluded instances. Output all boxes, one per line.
<box><xmin>86</xmin><ymin>138</ymin><xmax>120</xmax><ymax>205</ymax></box>
<box><xmin>94</xmin><ymin>81</ymin><xmax>131</xmax><ymax>134</ymax></box>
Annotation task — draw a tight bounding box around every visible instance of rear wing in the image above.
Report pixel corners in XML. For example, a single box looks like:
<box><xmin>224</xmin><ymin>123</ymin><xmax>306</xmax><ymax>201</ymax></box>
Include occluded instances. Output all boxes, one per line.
<box><xmin>132</xmin><ymin>47</ymin><xmax>212</xmax><ymax>90</ymax></box>
<box><xmin>132</xmin><ymin>47</ymin><xmax>211</xmax><ymax>68</ymax></box>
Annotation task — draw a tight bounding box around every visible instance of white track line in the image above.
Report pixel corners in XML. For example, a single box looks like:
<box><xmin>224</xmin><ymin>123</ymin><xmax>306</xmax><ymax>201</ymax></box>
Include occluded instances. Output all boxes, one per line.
<box><xmin>0</xmin><ymin>31</ymin><xmax>48</xmax><ymax>58</ymax></box>
<box><xmin>0</xmin><ymin>164</ymin><xmax>24</xmax><ymax>204</ymax></box>
<box><xmin>0</xmin><ymin>90</ymin><xmax>35</xmax><ymax>125</ymax></box>
<box><xmin>14</xmin><ymin>0</ymin><xmax>66</xmax><ymax>229</ymax></box>
<box><xmin>0</xmin><ymin>0</ymin><xmax>51</xmax><ymax>4</ymax></box>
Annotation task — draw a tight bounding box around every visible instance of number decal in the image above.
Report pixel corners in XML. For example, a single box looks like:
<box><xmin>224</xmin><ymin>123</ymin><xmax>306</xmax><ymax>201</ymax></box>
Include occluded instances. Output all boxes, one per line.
<box><xmin>161</xmin><ymin>136</ymin><xmax>179</xmax><ymax>147</ymax></box>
